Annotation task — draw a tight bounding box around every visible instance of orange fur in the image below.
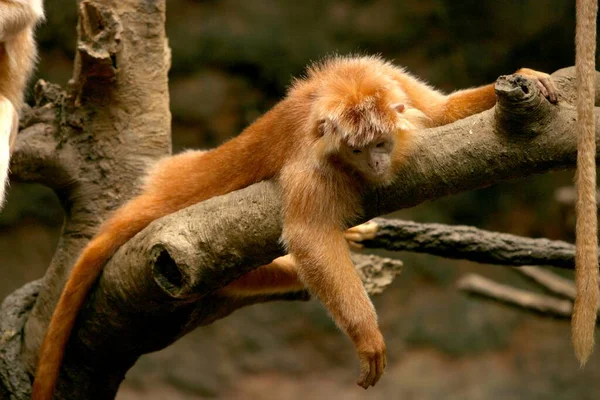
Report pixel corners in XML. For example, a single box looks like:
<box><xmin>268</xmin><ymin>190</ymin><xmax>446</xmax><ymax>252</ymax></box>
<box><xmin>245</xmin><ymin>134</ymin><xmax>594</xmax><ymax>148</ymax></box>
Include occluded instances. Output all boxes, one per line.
<box><xmin>572</xmin><ymin>0</ymin><xmax>599</xmax><ymax>366</ymax></box>
<box><xmin>0</xmin><ymin>0</ymin><xmax>44</xmax><ymax>206</ymax></box>
<box><xmin>0</xmin><ymin>96</ymin><xmax>17</xmax><ymax>205</ymax></box>
<box><xmin>220</xmin><ymin>255</ymin><xmax>304</xmax><ymax>296</ymax></box>
<box><xmin>32</xmin><ymin>54</ymin><xmax>556</xmax><ymax>399</ymax></box>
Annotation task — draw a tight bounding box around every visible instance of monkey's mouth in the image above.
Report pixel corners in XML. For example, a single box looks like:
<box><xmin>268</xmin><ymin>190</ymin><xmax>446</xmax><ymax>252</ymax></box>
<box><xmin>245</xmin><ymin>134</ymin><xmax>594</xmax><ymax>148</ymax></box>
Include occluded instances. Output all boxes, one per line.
<box><xmin>363</xmin><ymin>170</ymin><xmax>393</xmax><ymax>185</ymax></box>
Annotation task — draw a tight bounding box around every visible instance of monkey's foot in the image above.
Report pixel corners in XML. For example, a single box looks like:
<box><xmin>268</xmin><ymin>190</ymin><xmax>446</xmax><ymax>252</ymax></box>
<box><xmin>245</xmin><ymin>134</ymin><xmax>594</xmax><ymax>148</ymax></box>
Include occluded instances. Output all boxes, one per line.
<box><xmin>515</xmin><ymin>68</ymin><xmax>559</xmax><ymax>104</ymax></box>
<box><xmin>344</xmin><ymin>221</ymin><xmax>379</xmax><ymax>250</ymax></box>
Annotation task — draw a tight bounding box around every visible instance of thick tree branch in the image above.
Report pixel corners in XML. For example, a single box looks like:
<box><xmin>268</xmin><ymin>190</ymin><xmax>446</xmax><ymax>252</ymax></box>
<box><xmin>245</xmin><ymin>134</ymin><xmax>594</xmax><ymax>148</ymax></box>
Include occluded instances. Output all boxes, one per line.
<box><xmin>3</xmin><ymin>65</ymin><xmax>597</xmax><ymax>399</ymax></box>
<box><xmin>55</xmin><ymin>182</ymin><xmax>403</xmax><ymax>399</ymax></box>
<box><xmin>0</xmin><ymin>0</ymin><xmax>598</xmax><ymax>394</ymax></box>
<box><xmin>367</xmin><ymin>68</ymin><xmax>600</xmax><ymax>218</ymax></box>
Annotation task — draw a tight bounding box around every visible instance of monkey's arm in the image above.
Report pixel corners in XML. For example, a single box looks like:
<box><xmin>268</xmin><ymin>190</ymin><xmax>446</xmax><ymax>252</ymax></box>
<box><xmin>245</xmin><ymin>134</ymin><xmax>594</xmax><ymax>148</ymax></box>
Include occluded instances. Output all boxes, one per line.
<box><xmin>394</xmin><ymin>68</ymin><xmax>558</xmax><ymax>127</ymax></box>
<box><xmin>277</xmin><ymin>163</ymin><xmax>385</xmax><ymax>387</ymax></box>
<box><xmin>432</xmin><ymin>68</ymin><xmax>558</xmax><ymax>125</ymax></box>
<box><xmin>285</xmin><ymin>224</ymin><xmax>385</xmax><ymax>389</ymax></box>
<box><xmin>0</xmin><ymin>0</ymin><xmax>43</xmax><ymax>40</ymax></box>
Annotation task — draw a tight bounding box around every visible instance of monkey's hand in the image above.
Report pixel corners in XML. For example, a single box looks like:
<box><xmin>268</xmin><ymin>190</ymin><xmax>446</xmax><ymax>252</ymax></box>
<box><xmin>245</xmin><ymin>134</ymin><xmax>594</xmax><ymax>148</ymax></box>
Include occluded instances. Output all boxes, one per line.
<box><xmin>514</xmin><ymin>68</ymin><xmax>559</xmax><ymax>104</ymax></box>
<box><xmin>351</xmin><ymin>324</ymin><xmax>387</xmax><ymax>389</ymax></box>
<box><xmin>344</xmin><ymin>221</ymin><xmax>379</xmax><ymax>251</ymax></box>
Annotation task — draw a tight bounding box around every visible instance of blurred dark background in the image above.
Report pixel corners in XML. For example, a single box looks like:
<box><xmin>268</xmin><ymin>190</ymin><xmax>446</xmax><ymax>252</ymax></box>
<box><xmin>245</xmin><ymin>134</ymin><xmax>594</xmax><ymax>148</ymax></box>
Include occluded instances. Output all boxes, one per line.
<box><xmin>2</xmin><ymin>1</ymin><xmax>599</xmax><ymax>399</ymax></box>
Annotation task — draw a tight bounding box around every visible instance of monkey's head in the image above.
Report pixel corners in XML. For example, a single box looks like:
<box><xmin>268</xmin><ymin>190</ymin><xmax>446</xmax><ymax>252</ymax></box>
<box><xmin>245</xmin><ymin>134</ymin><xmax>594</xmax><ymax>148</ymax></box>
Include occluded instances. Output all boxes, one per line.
<box><xmin>315</xmin><ymin>101</ymin><xmax>422</xmax><ymax>184</ymax></box>
<box><xmin>304</xmin><ymin>54</ymin><xmax>430</xmax><ymax>183</ymax></box>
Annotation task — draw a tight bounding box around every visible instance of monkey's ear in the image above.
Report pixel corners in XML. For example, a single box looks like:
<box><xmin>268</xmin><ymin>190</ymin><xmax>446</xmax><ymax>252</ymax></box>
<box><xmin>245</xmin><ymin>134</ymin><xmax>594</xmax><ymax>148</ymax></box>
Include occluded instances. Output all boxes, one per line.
<box><xmin>317</xmin><ymin>118</ymin><xmax>335</xmax><ymax>137</ymax></box>
<box><xmin>395</xmin><ymin>106</ymin><xmax>432</xmax><ymax>131</ymax></box>
<box><xmin>391</xmin><ymin>103</ymin><xmax>406</xmax><ymax>113</ymax></box>
<box><xmin>317</xmin><ymin>119</ymin><xmax>327</xmax><ymax>137</ymax></box>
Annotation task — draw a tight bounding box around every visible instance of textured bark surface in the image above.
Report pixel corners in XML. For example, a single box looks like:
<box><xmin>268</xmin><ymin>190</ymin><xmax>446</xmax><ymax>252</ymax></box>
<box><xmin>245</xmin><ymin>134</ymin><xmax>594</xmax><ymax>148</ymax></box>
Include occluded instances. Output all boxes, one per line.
<box><xmin>364</xmin><ymin>218</ymin><xmax>580</xmax><ymax>269</ymax></box>
<box><xmin>6</xmin><ymin>0</ymin><xmax>172</xmax><ymax>398</ymax></box>
<box><xmin>0</xmin><ymin>0</ymin><xmax>598</xmax><ymax>398</ymax></box>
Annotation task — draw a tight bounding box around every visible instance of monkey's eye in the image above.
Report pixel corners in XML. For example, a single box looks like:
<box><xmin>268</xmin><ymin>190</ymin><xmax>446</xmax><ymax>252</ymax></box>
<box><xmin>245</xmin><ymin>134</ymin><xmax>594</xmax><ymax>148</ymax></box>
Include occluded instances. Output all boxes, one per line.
<box><xmin>376</xmin><ymin>142</ymin><xmax>386</xmax><ymax>148</ymax></box>
<box><xmin>352</xmin><ymin>149</ymin><xmax>362</xmax><ymax>154</ymax></box>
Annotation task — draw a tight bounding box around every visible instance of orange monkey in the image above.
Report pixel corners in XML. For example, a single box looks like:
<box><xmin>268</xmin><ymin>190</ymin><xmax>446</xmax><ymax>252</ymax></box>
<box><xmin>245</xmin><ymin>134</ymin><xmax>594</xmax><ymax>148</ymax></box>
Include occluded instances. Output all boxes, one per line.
<box><xmin>33</xmin><ymin>55</ymin><xmax>557</xmax><ymax>399</ymax></box>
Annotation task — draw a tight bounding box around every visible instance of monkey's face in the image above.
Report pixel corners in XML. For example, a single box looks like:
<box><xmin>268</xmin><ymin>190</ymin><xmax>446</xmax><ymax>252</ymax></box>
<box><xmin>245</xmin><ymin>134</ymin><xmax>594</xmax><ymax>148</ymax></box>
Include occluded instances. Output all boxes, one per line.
<box><xmin>340</xmin><ymin>138</ymin><xmax>395</xmax><ymax>184</ymax></box>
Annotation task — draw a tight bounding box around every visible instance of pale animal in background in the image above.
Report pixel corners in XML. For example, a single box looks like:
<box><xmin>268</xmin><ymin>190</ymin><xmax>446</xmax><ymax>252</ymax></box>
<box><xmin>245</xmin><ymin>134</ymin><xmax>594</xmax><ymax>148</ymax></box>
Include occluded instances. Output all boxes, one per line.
<box><xmin>0</xmin><ymin>0</ymin><xmax>45</xmax><ymax>206</ymax></box>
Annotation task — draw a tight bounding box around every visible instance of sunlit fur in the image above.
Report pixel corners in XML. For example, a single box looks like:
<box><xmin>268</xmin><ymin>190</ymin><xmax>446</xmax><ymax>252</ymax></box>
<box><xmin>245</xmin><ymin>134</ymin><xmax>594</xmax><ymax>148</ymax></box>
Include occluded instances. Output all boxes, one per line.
<box><xmin>32</xmin><ymin>54</ymin><xmax>555</xmax><ymax>399</ymax></box>
<box><xmin>572</xmin><ymin>0</ymin><xmax>600</xmax><ymax>366</ymax></box>
<box><xmin>0</xmin><ymin>0</ymin><xmax>44</xmax><ymax>207</ymax></box>
<box><xmin>0</xmin><ymin>98</ymin><xmax>16</xmax><ymax>205</ymax></box>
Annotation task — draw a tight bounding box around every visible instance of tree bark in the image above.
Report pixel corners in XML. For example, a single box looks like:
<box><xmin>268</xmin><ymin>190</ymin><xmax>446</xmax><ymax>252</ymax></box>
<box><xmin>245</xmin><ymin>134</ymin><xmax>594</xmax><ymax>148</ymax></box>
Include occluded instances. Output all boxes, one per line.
<box><xmin>363</xmin><ymin>218</ymin><xmax>581</xmax><ymax>269</ymax></box>
<box><xmin>0</xmin><ymin>0</ymin><xmax>598</xmax><ymax>398</ymax></box>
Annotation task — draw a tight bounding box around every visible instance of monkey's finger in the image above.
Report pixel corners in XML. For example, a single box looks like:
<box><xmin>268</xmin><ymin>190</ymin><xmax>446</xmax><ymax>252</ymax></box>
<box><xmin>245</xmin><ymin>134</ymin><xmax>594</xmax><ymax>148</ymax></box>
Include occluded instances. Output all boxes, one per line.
<box><xmin>357</xmin><ymin>358</ymin><xmax>371</xmax><ymax>389</ymax></box>
<box><xmin>372</xmin><ymin>353</ymin><xmax>385</xmax><ymax>386</ymax></box>
<box><xmin>535</xmin><ymin>80</ymin><xmax>549</xmax><ymax>98</ymax></box>
<box><xmin>515</xmin><ymin>69</ymin><xmax>558</xmax><ymax>104</ymax></box>
<box><xmin>344</xmin><ymin>222</ymin><xmax>378</xmax><ymax>245</ymax></box>
<box><xmin>346</xmin><ymin>221</ymin><xmax>379</xmax><ymax>235</ymax></box>
<box><xmin>366</xmin><ymin>358</ymin><xmax>377</xmax><ymax>387</ymax></box>
<box><xmin>347</xmin><ymin>241</ymin><xmax>365</xmax><ymax>251</ymax></box>
<box><xmin>538</xmin><ymin>78</ymin><xmax>558</xmax><ymax>104</ymax></box>
<box><xmin>344</xmin><ymin>232</ymin><xmax>366</xmax><ymax>242</ymax></box>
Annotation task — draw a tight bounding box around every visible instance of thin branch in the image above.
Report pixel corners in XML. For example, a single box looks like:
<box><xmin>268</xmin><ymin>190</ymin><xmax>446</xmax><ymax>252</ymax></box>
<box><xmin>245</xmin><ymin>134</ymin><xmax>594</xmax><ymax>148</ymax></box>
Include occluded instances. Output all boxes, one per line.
<box><xmin>363</xmin><ymin>218</ymin><xmax>578</xmax><ymax>269</ymax></box>
<box><xmin>352</xmin><ymin>253</ymin><xmax>403</xmax><ymax>295</ymax></box>
<box><xmin>458</xmin><ymin>266</ymin><xmax>600</xmax><ymax>320</ymax></box>
<box><xmin>457</xmin><ymin>274</ymin><xmax>574</xmax><ymax>318</ymax></box>
<box><xmin>512</xmin><ymin>266</ymin><xmax>577</xmax><ymax>300</ymax></box>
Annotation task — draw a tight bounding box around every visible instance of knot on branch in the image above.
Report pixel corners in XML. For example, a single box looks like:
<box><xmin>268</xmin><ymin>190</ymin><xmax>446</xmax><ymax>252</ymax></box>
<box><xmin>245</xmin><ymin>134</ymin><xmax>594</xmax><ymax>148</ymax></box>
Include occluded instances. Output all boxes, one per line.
<box><xmin>149</xmin><ymin>240</ymin><xmax>210</xmax><ymax>301</ymax></box>
<box><xmin>33</xmin><ymin>80</ymin><xmax>64</xmax><ymax>108</ymax></box>
<box><xmin>73</xmin><ymin>1</ymin><xmax>122</xmax><ymax>86</ymax></box>
<box><xmin>494</xmin><ymin>74</ymin><xmax>557</xmax><ymax>136</ymax></box>
<box><xmin>10</xmin><ymin>94</ymin><xmax>80</xmax><ymax>189</ymax></box>
<box><xmin>152</xmin><ymin>247</ymin><xmax>185</xmax><ymax>297</ymax></box>
<box><xmin>353</xmin><ymin>254</ymin><xmax>403</xmax><ymax>295</ymax></box>
<box><xmin>148</xmin><ymin>233</ymin><xmax>250</xmax><ymax>301</ymax></box>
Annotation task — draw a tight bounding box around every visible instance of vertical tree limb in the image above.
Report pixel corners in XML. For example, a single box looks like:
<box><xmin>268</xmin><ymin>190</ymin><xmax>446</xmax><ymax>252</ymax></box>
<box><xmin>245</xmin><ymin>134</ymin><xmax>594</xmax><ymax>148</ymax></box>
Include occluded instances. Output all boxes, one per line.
<box><xmin>21</xmin><ymin>0</ymin><xmax>172</xmax><ymax>390</ymax></box>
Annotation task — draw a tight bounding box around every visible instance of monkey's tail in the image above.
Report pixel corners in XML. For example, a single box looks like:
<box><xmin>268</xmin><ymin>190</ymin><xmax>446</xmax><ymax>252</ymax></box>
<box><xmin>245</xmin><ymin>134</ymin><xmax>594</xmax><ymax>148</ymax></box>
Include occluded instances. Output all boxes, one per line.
<box><xmin>572</xmin><ymin>0</ymin><xmax>599</xmax><ymax>367</ymax></box>
<box><xmin>32</xmin><ymin>195</ymin><xmax>162</xmax><ymax>400</ymax></box>
<box><xmin>0</xmin><ymin>96</ymin><xmax>17</xmax><ymax>208</ymax></box>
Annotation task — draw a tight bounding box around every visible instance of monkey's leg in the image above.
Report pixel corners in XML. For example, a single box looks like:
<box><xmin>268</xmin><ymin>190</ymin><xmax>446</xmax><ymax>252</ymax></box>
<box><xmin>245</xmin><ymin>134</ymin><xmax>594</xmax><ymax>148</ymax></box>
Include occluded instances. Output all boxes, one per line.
<box><xmin>344</xmin><ymin>220</ymin><xmax>379</xmax><ymax>250</ymax></box>
<box><xmin>221</xmin><ymin>223</ymin><xmax>379</xmax><ymax>296</ymax></box>
<box><xmin>0</xmin><ymin>96</ymin><xmax>16</xmax><ymax>207</ymax></box>
<box><xmin>220</xmin><ymin>255</ymin><xmax>304</xmax><ymax>296</ymax></box>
